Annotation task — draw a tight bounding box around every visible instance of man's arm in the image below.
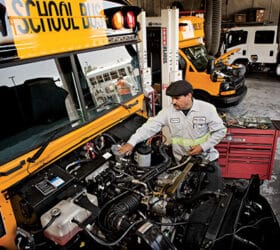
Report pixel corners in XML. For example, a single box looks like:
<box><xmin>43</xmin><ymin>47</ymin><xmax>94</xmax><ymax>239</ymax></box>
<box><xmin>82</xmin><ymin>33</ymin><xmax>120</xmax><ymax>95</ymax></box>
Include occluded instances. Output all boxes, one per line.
<box><xmin>118</xmin><ymin>143</ymin><xmax>134</xmax><ymax>155</ymax></box>
<box><xmin>118</xmin><ymin>109</ymin><xmax>169</xmax><ymax>154</ymax></box>
<box><xmin>200</xmin><ymin>106</ymin><xmax>227</xmax><ymax>152</ymax></box>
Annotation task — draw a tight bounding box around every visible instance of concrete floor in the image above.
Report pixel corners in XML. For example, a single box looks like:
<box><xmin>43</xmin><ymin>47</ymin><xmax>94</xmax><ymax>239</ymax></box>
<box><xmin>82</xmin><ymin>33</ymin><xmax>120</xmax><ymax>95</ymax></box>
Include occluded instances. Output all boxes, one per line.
<box><xmin>219</xmin><ymin>72</ymin><xmax>280</xmax><ymax>224</ymax></box>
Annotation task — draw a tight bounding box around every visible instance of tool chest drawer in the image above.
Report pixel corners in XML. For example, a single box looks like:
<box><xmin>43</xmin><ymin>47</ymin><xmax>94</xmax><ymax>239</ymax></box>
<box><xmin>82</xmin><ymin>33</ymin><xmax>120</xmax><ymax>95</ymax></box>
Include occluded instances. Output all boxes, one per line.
<box><xmin>216</xmin><ymin>128</ymin><xmax>279</xmax><ymax>180</ymax></box>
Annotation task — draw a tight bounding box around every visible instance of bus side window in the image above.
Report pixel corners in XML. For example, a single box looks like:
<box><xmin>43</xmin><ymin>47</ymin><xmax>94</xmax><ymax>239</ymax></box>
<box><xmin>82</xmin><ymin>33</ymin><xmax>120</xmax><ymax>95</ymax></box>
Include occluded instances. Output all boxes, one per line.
<box><xmin>24</xmin><ymin>78</ymin><xmax>69</xmax><ymax>124</ymax></box>
<box><xmin>110</xmin><ymin>71</ymin><xmax>118</xmax><ymax>79</ymax></box>
<box><xmin>0</xmin><ymin>78</ymin><xmax>68</xmax><ymax>140</ymax></box>
<box><xmin>254</xmin><ymin>30</ymin><xmax>275</xmax><ymax>44</ymax></box>
<box><xmin>118</xmin><ymin>68</ymin><xmax>126</xmax><ymax>76</ymax></box>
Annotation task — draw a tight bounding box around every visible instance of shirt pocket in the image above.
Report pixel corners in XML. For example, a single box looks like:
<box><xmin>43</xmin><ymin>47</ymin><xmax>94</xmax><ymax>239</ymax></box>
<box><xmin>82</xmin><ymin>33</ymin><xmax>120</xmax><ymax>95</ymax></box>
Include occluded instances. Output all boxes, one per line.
<box><xmin>193</xmin><ymin>117</ymin><xmax>207</xmax><ymax>135</ymax></box>
<box><xmin>169</xmin><ymin>117</ymin><xmax>183</xmax><ymax>135</ymax></box>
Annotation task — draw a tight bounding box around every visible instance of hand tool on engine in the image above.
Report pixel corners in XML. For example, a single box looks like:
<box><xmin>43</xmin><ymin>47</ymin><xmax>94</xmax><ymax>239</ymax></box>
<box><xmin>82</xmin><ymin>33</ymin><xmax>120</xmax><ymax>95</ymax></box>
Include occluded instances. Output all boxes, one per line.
<box><xmin>166</xmin><ymin>161</ymin><xmax>194</xmax><ymax>195</ymax></box>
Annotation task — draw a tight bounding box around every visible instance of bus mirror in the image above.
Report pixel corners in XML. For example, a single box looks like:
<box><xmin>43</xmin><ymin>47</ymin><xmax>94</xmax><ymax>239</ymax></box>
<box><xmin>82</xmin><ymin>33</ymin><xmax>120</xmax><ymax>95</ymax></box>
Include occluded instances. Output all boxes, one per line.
<box><xmin>207</xmin><ymin>57</ymin><xmax>215</xmax><ymax>74</ymax></box>
<box><xmin>210</xmin><ymin>72</ymin><xmax>218</xmax><ymax>82</ymax></box>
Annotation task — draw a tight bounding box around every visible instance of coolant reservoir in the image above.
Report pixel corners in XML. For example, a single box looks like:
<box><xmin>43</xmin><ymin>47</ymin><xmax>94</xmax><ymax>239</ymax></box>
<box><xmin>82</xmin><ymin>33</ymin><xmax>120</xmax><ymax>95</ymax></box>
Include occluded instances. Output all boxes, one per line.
<box><xmin>40</xmin><ymin>193</ymin><xmax>97</xmax><ymax>246</ymax></box>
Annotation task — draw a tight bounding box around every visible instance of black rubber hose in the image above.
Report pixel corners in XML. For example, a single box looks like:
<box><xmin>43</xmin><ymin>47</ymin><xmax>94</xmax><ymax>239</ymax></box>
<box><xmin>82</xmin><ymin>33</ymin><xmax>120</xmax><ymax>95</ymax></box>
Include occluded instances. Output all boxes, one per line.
<box><xmin>210</xmin><ymin>0</ymin><xmax>222</xmax><ymax>56</ymax></box>
<box><xmin>139</xmin><ymin>144</ymin><xmax>171</xmax><ymax>182</ymax></box>
<box><xmin>105</xmin><ymin>193</ymin><xmax>141</xmax><ymax>232</ymax></box>
<box><xmin>205</xmin><ymin>0</ymin><xmax>213</xmax><ymax>52</ymax></box>
<box><xmin>177</xmin><ymin>190</ymin><xmax>223</xmax><ymax>206</ymax></box>
<box><xmin>233</xmin><ymin>234</ymin><xmax>261</xmax><ymax>250</ymax></box>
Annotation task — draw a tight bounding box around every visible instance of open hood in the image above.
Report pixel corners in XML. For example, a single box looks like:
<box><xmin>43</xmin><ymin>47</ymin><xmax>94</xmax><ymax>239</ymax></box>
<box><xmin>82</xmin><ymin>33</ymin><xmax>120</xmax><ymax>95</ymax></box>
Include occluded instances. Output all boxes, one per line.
<box><xmin>215</xmin><ymin>48</ymin><xmax>240</xmax><ymax>63</ymax></box>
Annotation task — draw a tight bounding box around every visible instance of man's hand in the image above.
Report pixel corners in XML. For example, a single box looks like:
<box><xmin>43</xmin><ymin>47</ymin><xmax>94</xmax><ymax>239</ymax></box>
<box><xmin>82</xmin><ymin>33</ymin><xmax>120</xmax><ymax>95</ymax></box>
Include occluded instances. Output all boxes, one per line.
<box><xmin>118</xmin><ymin>143</ymin><xmax>134</xmax><ymax>155</ymax></box>
<box><xmin>188</xmin><ymin>145</ymin><xmax>203</xmax><ymax>156</ymax></box>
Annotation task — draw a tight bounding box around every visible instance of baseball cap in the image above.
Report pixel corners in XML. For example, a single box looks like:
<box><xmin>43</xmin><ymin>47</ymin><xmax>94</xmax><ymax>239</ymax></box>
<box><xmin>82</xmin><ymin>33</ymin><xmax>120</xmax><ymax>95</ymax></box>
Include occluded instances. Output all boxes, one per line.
<box><xmin>166</xmin><ymin>80</ymin><xmax>193</xmax><ymax>97</ymax></box>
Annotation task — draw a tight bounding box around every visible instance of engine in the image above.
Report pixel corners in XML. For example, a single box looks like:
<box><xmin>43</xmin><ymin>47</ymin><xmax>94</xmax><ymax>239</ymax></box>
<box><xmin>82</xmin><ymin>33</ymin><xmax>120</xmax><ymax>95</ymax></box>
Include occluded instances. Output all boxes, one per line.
<box><xmin>9</xmin><ymin>118</ymin><xmax>280</xmax><ymax>250</ymax></box>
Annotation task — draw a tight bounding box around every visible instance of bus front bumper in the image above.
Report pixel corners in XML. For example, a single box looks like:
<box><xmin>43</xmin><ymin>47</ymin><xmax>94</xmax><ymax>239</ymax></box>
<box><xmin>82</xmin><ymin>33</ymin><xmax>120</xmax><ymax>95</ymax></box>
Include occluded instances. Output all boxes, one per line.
<box><xmin>214</xmin><ymin>85</ymin><xmax>248</xmax><ymax>108</ymax></box>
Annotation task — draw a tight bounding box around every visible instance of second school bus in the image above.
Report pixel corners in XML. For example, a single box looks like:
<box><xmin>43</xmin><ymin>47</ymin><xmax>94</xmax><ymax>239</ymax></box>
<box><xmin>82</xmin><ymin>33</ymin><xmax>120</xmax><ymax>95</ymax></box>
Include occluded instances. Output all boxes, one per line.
<box><xmin>146</xmin><ymin>13</ymin><xmax>247</xmax><ymax>108</ymax></box>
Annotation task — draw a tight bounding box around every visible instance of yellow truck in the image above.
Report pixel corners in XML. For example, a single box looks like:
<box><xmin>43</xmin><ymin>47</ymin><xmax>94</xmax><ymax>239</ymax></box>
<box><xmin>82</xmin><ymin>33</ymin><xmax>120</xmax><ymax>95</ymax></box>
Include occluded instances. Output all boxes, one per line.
<box><xmin>0</xmin><ymin>2</ymin><xmax>279</xmax><ymax>250</ymax></box>
<box><xmin>147</xmin><ymin>11</ymin><xmax>247</xmax><ymax>108</ymax></box>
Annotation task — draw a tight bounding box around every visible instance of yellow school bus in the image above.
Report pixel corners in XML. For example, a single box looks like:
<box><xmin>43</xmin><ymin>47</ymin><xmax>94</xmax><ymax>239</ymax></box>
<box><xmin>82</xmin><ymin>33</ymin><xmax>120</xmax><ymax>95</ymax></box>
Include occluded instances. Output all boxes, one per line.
<box><xmin>1</xmin><ymin>2</ymin><xmax>280</xmax><ymax>250</ymax></box>
<box><xmin>0</xmin><ymin>1</ymin><xmax>146</xmax><ymax>248</ymax></box>
<box><xmin>147</xmin><ymin>14</ymin><xmax>247</xmax><ymax>108</ymax></box>
<box><xmin>178</xmin><ymin>15</ymin><xmax>247</xmax><ymax>107</ymax></box>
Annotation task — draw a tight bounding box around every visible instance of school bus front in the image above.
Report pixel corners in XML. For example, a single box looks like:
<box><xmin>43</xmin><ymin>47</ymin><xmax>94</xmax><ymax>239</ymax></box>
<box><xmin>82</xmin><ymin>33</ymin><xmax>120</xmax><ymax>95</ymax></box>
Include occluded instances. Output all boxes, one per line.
<box><xmin>0</xmin><ymin>1</ymin><xmax>147</xmax><ymax>249</ymax></box>
<box><xmin>178</xmin><ymin>15</ymin><xmax>247</xmax><ymax>108</ymax></box>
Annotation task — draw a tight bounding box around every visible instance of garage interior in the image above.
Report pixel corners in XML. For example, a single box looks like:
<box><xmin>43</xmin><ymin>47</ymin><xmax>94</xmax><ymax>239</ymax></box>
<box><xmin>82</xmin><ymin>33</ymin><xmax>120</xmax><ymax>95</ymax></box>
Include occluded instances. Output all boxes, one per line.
<box><xmin>1</xmin><ymin>0</ymin><xmax>280</xmax><ymax>249</ymax></box>
<box><xmin>131</xmin><ymin>0</ymin><xmax>280</xmax><ymax>25</ymax></box>
<box><xmin>131</xmin><ymin>0</ymin><xmax>280</xmax><ymax>223</ymax></box>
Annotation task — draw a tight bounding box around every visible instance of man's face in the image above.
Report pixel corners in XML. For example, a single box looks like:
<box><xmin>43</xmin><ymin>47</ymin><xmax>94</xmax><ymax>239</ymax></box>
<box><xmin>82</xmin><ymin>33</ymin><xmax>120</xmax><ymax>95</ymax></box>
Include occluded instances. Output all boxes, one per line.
<box><xmin>171</xmin><ymin>93</ymin><xmax>192</xmax><ymax>110</ymax></box>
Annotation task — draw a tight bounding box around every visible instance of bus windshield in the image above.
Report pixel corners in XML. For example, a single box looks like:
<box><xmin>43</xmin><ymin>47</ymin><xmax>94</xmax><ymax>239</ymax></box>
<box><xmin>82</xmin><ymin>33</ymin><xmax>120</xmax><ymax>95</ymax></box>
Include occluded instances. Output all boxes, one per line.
<box><xmin>181</xmin><ymin>45</ymin><xmax>209</xmax><ymax>72</ymax></box>
<box><xmin>0</xmin><ymin>44</ymin><xmax>142</xmax><ymax>165</ymax></box>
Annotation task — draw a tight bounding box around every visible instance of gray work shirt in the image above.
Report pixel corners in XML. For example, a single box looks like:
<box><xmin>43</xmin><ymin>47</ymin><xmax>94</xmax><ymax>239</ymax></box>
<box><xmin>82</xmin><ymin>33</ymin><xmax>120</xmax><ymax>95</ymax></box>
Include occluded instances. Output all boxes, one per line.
<box><xmin>128</xmin><ymin>98</ymin><xmax>227</xmax><ymax>162</ymax></box>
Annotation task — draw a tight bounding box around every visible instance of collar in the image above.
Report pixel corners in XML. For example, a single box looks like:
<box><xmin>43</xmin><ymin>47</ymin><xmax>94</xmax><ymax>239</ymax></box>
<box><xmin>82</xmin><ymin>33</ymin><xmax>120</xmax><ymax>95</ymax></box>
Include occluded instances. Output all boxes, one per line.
<box><xmin>181</xmin><ymin>98</ymin><xmax>199</xmax><ymax>115</ymax></box>
<box><xmin>190</xmin><ymin>98</ymin><xmax>199</xmax><ymax>112</ymax></box>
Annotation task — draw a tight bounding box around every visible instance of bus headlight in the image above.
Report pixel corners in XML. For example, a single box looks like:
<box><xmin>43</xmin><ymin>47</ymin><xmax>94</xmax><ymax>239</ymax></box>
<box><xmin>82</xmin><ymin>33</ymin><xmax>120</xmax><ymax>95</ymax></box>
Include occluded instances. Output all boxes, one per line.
<box><xmin>233</xmin><ymin>64</ymin><xmax>246</xmax><ymax>77</ymax></box>
<box><xmin>221</xmin><ymin>81</ymin><xmax>230</xmax><ymax>90</ymax></box>
<box><xmin>220</xmin><ymin>81</ymin><xmax>236</xmax><ymax>96</ymax></box>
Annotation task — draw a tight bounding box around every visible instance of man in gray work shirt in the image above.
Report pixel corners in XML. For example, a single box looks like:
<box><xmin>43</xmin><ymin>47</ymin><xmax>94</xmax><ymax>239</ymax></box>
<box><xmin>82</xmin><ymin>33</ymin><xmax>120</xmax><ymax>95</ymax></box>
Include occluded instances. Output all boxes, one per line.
<box><xmin>119</xmin><ymin>80</ymin><xmax>227</xmax><ymax>190</ymax></box>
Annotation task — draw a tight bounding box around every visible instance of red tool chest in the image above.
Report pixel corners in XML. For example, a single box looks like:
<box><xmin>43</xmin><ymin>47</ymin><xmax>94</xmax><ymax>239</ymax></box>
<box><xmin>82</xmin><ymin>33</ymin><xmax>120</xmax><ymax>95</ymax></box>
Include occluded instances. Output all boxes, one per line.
<box><xmin>216</xmin><ymin>127</ymin><xmax>279</xmax><ymax>180</ymax></box>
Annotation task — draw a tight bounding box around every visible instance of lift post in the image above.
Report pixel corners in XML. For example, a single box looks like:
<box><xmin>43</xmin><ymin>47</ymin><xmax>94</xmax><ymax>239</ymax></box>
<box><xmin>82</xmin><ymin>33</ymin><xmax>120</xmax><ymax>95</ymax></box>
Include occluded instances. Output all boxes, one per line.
<box><xmin>137</xmin><ymin>11</ymin><xmax>155</xmax><ymax>116</ymax></box>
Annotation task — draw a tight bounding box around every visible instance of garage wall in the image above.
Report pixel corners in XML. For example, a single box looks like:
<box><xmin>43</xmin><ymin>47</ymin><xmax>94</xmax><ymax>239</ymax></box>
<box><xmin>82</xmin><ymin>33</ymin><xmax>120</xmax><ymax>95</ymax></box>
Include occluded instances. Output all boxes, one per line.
<box><xmin>130</xmin><ymin>0</ymin><xmax>201</xmax><ymax>16</ymax></box>
<box><xmin>222</xmin><ymin>0</ymin><xmax>280</xmax><ymax>24</ymax></box>
<box><xmin>131</xmin><ymin>0</ymin><xmax>280</xmax><ymax>24</ymax></box>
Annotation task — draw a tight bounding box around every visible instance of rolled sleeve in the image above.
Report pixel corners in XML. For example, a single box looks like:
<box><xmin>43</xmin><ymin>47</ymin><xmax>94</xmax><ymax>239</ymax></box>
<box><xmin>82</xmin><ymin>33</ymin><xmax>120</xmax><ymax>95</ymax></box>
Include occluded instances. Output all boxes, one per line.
<box><xmin>127</xmin><ymin>109</ymin><xmax>168</xmax><ymax>146</ymax></box>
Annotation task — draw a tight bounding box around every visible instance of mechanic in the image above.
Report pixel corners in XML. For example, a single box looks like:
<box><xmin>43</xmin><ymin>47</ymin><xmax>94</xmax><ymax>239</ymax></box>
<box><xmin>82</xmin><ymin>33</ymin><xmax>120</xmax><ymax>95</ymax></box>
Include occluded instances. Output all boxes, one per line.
<box><xmin>115</xmin><ymin>76</ymin><xmax>132</xmax><ymax>102</ymax></box>
<box><xmin>119</xmin><ymin>80</ymin><xmax>227</xmax><ymax>190</ymax></box>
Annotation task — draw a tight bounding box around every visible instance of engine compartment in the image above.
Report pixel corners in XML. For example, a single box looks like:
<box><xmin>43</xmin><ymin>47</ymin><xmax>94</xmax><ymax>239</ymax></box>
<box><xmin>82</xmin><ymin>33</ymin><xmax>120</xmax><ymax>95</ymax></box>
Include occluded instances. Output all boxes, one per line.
<box><xmin>9</xmin><ymin>115</ymin><xmax>280</xmax><ymax>250</ymax></box>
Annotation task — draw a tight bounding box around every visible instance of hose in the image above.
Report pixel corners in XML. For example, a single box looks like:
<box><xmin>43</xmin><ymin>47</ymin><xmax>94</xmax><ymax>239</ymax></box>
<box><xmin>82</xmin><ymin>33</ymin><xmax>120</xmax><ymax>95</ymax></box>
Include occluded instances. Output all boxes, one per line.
<box><xmin>73</xmin><ymin>218</ymin><xmax>143</xmax><ymax>247</ymax></box>
<box><xmin>233</xmin><ymin>234</ymin><xmax>261</xmax><ymax>250</ymax></box>
<box><xmin>205</xmin><ymin>0</ymin><xmax>222</xmax><ymax>56</ymax></box>
<box><xmin>205</xmin><ymin>0</ymin><xmax>213</xmax><ymax>52</ymax></box>
<box><xmin>210</xmin><ymin>0</ymin><xmax>222</xmax><ymax>56</ymax></box>
<box><xmin>168</xmin><ymin>155</ymin><xmax>192</xmax><ymax>171</ymax></box>
<box><xmin>139</xmin><ymin>144</ymin><xmax>172</xmax><ymax>183</ymax></box>
<box><xmin>178</xmin><ymin>190</ymin><xmax>225</xmax><ymax>206</ymax></box>
<box><xmin>105</xmin><ymin>193</ymin><xmax>141</xmax><ymax>231</ymax></box>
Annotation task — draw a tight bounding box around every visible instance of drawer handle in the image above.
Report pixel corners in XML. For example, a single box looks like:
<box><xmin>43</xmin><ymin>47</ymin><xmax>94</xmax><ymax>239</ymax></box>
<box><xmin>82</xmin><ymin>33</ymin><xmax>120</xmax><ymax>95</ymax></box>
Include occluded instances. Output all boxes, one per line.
<box><xmin>223</xmin><ymin>134</ymin><xmax>246</xmax><ymax>142</ymax></box>
<box><xmin>223</xmin><ymin>134</ymin><xmax>232</xmax><ymax>141</ymax></box>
